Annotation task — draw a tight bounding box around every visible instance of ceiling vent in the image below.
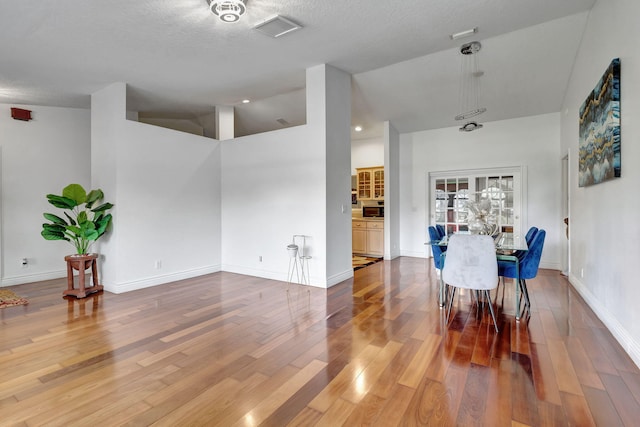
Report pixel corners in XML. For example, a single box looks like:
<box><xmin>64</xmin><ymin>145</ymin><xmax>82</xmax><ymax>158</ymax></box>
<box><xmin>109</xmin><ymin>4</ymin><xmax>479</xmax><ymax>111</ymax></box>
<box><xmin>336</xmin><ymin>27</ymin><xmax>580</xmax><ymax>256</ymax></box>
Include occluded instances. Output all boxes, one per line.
<box><xmin>253</xmin><ymin>15</ymin><xmax>302</xmax><ymax>38</ymax></box>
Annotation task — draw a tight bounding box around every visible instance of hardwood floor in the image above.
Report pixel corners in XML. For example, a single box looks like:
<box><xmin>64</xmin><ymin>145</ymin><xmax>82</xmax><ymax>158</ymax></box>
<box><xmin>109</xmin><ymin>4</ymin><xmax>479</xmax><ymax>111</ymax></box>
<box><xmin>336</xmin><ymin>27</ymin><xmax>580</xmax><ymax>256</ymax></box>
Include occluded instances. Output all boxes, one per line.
<box><xmin>1</xmin><ymin>257</ymin><xmax>639</xmax><ymax>426</ymax></box>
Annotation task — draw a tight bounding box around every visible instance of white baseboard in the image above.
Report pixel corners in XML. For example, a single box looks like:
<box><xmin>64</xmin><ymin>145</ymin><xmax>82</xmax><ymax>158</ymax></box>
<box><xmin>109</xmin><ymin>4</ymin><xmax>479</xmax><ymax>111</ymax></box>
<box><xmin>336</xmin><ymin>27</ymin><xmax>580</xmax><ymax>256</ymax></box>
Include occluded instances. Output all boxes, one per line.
<box><xmin>221</xmin><ymin>263</ymin><xmax>354</xmax><ymax>289</ymax></box>
<box><xmin>1</xmin><ymin>270</ymin><xmax>66</xmax><ymax>287</ymax></box>
<box><xmin>222</xmin><ymin>263</ymin><xmax>289</xmax><ymax>283</ymax></box>
<box><xmin>399</xmin><ymin>250</ymin><xmax>427</xmax><ymax>258</ymax></box>
<box><xmin>569</xmin><ymin>273</ymin><xmax>640</xmax><ymax>369</ymax></box>
<box><xmin>326</xmin><ymin>268</ymin><xmax>353</xmax><ymax>288</ymax></box>
<box><xmin>540</xmin><ymin>260</ymin><xmax>561</xmax><ymax>271</ymax></box>
<box><xmin>105</xmin><ymin>265</ymin><xmax>221</xmax><ymax>294</ymax></box>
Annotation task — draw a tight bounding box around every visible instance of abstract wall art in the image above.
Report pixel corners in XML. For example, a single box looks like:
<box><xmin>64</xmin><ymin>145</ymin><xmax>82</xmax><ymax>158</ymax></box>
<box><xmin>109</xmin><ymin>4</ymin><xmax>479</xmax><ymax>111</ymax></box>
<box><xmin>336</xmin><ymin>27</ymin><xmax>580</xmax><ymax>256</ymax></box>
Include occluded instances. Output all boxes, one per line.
<box><xmin>578</xmin><ymin>58</ymin><xmax>621</xmax><ymax>187</ymax></box>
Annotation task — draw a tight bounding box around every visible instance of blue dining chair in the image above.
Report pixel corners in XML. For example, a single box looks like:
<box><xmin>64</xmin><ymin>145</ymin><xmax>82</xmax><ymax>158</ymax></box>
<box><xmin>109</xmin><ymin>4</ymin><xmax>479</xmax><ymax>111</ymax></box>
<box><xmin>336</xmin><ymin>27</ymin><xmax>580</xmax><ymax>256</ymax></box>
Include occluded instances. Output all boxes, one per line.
<box><xmin>498</xmin><ymin>229</ymin><xmax>546</xmax><ymax>314</ymax></box>
<box><xmin>428</xmin><ymin>226</ymin><xmax>446</xmax><ymax>270</ymax></box>
<box><xmin>525</xmin><ymin>226</ymin><xmax>538</xmax><ymax>246</ymax></box>
<box><xmin>436</xmin><ymin>224</ymin><xmax>446</xmax><ymax>239</ymax></box>
<box><xmin>509</xmin><ymin>226</ymin><xmax>538</xmax><ymax>260</ymax></box>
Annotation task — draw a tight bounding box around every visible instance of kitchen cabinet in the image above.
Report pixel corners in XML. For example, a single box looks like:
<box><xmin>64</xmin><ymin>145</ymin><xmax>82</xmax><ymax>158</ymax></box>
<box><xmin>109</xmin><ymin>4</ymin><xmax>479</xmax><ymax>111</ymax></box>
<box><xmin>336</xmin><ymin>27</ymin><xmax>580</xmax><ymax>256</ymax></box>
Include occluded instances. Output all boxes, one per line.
<box><xmin>352</xmin><ymin>221</ymin><xmax>367</xmax><ymax>253</ymax></box>
<box><xmin>356</xmin><ymin>166</ymin><xmax>384</xmax><ymax>201</ymax></box>
<box><xmin>352</xmin><ymin>219</ymin><xmax>384</xmax><ymax>256</ymax></box>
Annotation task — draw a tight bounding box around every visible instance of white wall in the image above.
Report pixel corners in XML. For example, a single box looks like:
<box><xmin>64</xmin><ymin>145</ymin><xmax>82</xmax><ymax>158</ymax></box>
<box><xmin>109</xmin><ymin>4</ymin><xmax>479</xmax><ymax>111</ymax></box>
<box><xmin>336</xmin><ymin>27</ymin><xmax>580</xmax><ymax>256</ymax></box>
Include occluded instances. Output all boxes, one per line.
<box><xmin>384</xmin><ymin>122</ymin><xmax>400</xmax><ymax>259</ymax></box>
<box><xmin>221</xmin><ymin>65</ymin><xmax>353</xmax><ymax>288</ymax></box>
<box><xmin>138</xmin><ymin>117</ymin><xmax>205</xmax><ymax>136</ymax></box>
<box><xmin>399</xmin><ymin>113</ymin><xmax>562</xmax><ymax>270</ymax></box>
<box><xmin>2</xmin><ymin>66</ymin><xmax>352</xmax><ymax>292</ymax></box>
<box><xmin>215</xmin><ymin>106</ymin><xmax>234</xmax><ymax>140</ymax></box>
<box><xmin>91</xmin><ymin>83</ymin><xmax>123</xmax><ymax>289</ymax></box>
<box><xmin>1</xmin><ymin>104</ymin><xmax>91</xmax><ymax>286</ymax></box>
<box><xmin>92</xmin><ymin>83</ymin><xmax>222</xmax><ymax>293</ymax></box>
<box><xmin>323</xmin><ymin>66</ymin><xmax>353</xmax><ymax>283</ymax></box>
<box><xmin>221</xmin><ymin>124</ymin><xmax>326</xmax><ymax>285</ymax></box>
<box><xmin>560</xmin><ymin>0</ymin><xmax>640</xmax><ymax>366</ymax></box>
<box><xmin>351</xmin><ymin>136</ymin><xmax>384</xmax><ymax>174</ymax></box>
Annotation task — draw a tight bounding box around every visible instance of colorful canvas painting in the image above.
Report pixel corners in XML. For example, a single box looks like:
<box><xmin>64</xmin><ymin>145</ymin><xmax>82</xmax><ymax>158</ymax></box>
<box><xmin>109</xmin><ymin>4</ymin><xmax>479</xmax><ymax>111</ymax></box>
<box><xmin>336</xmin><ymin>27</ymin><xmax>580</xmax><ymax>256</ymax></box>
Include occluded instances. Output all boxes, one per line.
<box><xmin>578</xmin><ymin>58</ymin><xmax>621</xmax><ymax>187</ymax></box>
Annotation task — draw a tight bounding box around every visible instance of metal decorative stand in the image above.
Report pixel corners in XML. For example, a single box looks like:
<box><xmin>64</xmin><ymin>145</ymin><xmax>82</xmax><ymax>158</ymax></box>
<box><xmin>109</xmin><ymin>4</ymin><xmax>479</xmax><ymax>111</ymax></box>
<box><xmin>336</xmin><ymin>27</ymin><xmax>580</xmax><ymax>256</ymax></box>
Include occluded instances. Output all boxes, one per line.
<box><xmin>287</xmin><ymin>235</ymin><xmax>311</xmax><ymax>290</ymax></box>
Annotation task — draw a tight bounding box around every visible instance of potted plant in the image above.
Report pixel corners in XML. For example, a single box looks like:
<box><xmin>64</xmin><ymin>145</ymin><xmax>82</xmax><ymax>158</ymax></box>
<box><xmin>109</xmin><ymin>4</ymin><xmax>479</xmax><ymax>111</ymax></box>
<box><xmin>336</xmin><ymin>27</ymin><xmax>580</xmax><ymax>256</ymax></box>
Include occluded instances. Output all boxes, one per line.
<box><xmin>41</xmin><ymin>184</ymin><xmax>114</xmax><ymax>297</ymax></box>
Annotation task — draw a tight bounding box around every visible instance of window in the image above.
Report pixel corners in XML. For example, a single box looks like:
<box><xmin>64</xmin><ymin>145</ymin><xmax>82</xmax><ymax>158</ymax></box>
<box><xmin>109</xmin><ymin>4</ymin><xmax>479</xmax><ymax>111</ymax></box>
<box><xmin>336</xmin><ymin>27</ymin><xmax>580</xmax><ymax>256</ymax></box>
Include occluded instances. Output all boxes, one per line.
<box><xmin>429</xmin><ymin>167</ymin><xmax>525</xmax><ymax>236</ymax></box>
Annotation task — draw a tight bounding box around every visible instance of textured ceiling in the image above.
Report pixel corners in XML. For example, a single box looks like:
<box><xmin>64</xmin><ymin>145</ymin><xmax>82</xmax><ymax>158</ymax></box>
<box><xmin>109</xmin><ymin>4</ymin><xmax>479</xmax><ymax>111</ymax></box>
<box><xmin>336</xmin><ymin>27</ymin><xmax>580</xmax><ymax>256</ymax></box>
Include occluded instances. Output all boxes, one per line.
<box><xmin>0</xmin><ymin>0</ymin><xmax>596</xmax><ymax>139</ymax></box>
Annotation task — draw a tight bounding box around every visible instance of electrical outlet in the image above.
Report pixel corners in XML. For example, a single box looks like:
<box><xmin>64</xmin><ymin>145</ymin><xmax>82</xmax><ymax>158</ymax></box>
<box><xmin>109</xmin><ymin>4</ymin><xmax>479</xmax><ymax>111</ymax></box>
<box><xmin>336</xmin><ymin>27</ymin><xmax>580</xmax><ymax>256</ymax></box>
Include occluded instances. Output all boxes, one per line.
<box><xmin>21</xmin><ymin>258</ymin><xmax>28</xmax><ymax>267</ymax></box>
<box><xmin>155</xmin><ymin>260</ymin><xmax>162</xmax><ymax>269</ymax></box>
<box><xmin>580</xmin><ymin>268</ymin><xmax>584</xmax><ymax>278</ymax></box>
<box><xmin>259</xmin><ymin>256</ymin><xmax>263</xmax><ymax>262</ymax></box>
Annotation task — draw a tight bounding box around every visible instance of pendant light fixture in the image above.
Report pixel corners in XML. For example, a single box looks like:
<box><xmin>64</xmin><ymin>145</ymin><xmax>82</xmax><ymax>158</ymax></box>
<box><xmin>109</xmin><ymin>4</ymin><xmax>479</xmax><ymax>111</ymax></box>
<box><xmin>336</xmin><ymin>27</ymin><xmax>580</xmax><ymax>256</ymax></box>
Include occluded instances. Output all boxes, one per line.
<box><xmin>455</xmin><ymin>41</ymin><xmax>486</xmax><ymax>132</ymax></box>
<box><xmin>208</xmin><ymin>0</ymin><xmax>246</xmax><ymax>23</ymax></box>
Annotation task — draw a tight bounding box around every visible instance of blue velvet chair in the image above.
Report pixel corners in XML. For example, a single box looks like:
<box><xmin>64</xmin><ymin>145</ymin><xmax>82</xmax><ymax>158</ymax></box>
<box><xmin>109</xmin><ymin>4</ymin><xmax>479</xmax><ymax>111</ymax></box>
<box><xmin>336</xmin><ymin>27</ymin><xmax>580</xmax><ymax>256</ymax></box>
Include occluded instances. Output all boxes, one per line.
<box><xmin>525</xmin><ymin>226</ymin><xmax>538</xmax><ymax>246</ymax></box>
<box><xmin>498</xmin><ymin>229</ymin><xmax>546</xmax><ymax>316</ymax></box>
<box><xmin>436</xmin><ymin>224</ymin><xmax>446</xmax><ymax>239</ymax></box>
<box><xmin>428</xmin><ymin>226</ymin><xmax>445</xmax><ymax>270</ymax></box>
<box><xmin>509</xmin><ymin>226</ymin><xmax>538</xmax><ymax>260</ymax></box>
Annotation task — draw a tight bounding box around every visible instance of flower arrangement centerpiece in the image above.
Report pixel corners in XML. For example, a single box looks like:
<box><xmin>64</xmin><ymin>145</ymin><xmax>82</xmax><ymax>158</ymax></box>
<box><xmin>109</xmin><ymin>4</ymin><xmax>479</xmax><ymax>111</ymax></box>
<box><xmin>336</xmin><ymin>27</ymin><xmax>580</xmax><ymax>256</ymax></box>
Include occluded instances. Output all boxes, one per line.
<box><xmin>466</xmin><ymin>198</ymin><xmax>498</xmax><ymax>236</ymax></box>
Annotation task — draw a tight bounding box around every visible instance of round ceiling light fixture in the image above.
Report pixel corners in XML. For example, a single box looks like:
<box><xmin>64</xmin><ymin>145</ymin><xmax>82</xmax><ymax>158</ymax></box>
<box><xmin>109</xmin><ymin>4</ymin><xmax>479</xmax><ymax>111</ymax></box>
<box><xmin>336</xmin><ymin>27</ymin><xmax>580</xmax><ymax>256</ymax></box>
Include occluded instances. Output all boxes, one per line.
<box><xmin>455</xmin><ymin>40</ymin><xmax>487</xmax><ymax>131</ymax></box>
<box><xmin>459</xmin><ymin>121</ymin><xmax>484</xmax><ymax>132</ymax></box>
<box><xmin>209</xmin><ymin>0</ymin><xmax>246</xmax><ymax>23</ymax></box>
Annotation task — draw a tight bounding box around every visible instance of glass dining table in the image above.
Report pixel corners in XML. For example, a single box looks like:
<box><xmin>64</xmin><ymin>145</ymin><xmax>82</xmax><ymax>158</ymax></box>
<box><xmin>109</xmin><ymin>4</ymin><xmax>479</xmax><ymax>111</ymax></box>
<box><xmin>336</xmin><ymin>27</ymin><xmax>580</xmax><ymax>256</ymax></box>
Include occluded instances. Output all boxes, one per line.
<box><xmin>427</xmin><ymin>232</ymin><xmax>529</xmax><ymax>320</ymax></box>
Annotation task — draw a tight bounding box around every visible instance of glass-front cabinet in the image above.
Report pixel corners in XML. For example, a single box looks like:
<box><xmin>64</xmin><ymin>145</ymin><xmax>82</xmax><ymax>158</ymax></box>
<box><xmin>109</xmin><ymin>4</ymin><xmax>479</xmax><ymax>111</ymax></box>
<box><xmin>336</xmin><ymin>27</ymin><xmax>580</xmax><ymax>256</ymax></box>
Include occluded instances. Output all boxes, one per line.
<box><xmin>357</xmin><ymin>166</ymin><xmax>384</xmax><ymax>201</ymax></box>
<box><xmin>373</xmin><ymin>169</ymin><xmax>384</xmax><ymax>199</ymax></box>
<box><xmin>357</xmin><ymin>169</ymin><xmax>371</xmax><ymax>200</ymax></box>
<box><xmin>430</xmin><ymin>167</ymin><xmax>524</xmax><ymax>236</ymax></box>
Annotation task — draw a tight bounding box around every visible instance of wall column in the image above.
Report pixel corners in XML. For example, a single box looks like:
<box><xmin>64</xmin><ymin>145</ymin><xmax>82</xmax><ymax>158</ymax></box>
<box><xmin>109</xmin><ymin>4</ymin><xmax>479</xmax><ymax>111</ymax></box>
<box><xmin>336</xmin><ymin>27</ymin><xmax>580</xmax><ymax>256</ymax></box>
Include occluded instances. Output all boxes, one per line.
<box><xmin>215</xmin><ymin>105</ymin><xmax>234</xmax><ymax>140</ymax></box>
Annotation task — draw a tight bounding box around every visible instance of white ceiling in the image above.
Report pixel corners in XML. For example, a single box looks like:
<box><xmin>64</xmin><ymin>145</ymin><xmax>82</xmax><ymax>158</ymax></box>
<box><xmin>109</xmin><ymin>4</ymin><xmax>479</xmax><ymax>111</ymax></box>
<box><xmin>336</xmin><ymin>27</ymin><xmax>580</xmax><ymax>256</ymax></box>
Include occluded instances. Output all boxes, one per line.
<box><xmin>0</xmin><ymin>0</ymin><xmax>596</xmax><ymax>139</ymax></box>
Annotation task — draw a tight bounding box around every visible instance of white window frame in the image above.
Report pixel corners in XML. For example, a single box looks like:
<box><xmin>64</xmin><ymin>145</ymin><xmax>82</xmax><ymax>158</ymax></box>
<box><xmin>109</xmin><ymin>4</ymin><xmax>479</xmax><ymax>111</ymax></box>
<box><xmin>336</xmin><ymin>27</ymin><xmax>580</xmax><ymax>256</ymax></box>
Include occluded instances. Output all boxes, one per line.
<box><xmin>428</xmin><ymin>166</ymin><xmax>528</xmax><ymax>237</ymax></box>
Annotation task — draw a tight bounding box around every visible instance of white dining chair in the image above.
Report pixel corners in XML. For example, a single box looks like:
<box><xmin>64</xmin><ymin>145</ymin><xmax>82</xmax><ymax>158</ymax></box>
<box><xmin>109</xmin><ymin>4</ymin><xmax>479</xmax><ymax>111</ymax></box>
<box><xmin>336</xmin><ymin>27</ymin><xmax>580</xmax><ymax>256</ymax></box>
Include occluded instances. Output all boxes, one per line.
<box><xmin>442</xmin><ymin>233</ymin><xmax>500</xmax><ymax>332</ymax></box>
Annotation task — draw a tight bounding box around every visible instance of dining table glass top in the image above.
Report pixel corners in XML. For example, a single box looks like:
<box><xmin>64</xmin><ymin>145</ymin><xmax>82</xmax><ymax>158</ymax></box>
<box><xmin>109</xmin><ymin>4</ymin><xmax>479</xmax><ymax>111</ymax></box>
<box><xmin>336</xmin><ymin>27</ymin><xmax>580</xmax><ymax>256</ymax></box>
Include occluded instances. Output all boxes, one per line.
<box><xmin>428</xmin><ymin>232</ymin><xmax>528</xmax><ymax>252</ymax></box>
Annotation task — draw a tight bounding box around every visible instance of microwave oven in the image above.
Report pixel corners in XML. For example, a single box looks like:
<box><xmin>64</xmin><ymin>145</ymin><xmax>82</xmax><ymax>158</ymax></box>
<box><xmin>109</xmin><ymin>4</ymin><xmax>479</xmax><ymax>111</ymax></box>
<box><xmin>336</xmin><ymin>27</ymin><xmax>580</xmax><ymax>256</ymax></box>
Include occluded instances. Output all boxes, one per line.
<box><xmin>363</xmin><ymin>206</ymin><xmax>384</xmax><ymax>218</ymax></box>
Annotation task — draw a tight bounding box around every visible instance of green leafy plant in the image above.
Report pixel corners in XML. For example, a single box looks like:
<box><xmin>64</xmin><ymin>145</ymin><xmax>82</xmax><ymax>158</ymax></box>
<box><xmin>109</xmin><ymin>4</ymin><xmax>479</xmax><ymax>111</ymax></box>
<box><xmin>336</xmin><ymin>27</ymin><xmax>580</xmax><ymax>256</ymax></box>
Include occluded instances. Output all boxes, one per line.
<box><xmin>41</xmin><ymin>184</ymin><xmax>114</xmax><ymax>254</ymax></box>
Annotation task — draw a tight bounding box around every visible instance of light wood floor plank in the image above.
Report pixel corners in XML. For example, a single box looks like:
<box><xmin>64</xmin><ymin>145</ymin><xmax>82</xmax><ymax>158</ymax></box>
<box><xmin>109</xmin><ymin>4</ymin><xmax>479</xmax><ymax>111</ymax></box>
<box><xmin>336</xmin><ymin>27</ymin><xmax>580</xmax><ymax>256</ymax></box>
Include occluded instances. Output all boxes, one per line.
<box><xmin>547</xmin><ymin>338</ymin><xmax>584</xmax><ymax>396</ymax></box>
<box><xmin>231</xmin><ymin>359</ymin><xmax>326</xmax><ymax>427</ymax></box>
<box><xmin>398</xmin><ymin>333</ymin><xmax>442</xmax><ymax>389</ymax></box>
<box><xmin>340</xmin><ymin>340</ymin><xmax>403</xmax><ymax>404</ymax></box>
<box><xmin>314</xmin><ymin>397</ymin><xmax>356</xmax><ymax>427</ymax></box>
<box><xmin>308</xmin><ymin>344</ymin><xmax>380</xmax><ymax>412</ymax></box>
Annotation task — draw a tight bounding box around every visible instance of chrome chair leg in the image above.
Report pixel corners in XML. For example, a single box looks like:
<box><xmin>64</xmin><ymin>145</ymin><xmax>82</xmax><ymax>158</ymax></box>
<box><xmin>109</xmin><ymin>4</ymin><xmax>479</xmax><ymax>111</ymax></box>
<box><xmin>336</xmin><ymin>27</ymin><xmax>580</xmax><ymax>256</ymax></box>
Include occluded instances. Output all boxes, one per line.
<box><xmin>446</xmin><ymin>287</ymin><xmax>456</xmax><ymax>323</ymax></box>
<box><xmin>520</xmin><ymin>279</ymin><xmax>531</xmax><ymax>307</ymax></box>
<box><xmin>484</xmin><ymin>290</ymin><xmax>499</xmax><ymax>333</ymax></box>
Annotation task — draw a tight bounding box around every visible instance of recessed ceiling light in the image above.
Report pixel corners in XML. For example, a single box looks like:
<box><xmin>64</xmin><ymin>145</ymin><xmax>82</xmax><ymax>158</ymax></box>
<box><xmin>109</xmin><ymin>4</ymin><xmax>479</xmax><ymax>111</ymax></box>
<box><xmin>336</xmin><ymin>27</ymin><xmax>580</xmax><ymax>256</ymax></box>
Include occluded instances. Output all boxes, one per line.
<box><xmin>242</xmin><ymin>99</ymin><xmax>250</xmax><ymax>104</ymax></box>
<box><xmin>450</xmin><ymin>27</ymin><xmax>478</xmax><ymax>41</ymax></box>
<box><xmin>354</xmin><ymin>126</ymin><xmax>363</xmax><ymax>132</ymax></box>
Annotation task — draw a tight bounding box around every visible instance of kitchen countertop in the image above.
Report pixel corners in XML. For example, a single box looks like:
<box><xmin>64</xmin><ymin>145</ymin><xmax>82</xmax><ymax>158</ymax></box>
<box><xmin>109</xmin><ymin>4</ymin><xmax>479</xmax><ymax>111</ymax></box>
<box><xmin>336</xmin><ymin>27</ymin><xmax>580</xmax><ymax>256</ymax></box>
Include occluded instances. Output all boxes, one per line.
<box><xmin>352</xmin><ymin>217</ymin><xmax>384</xmax><ymax>221</ymax></box>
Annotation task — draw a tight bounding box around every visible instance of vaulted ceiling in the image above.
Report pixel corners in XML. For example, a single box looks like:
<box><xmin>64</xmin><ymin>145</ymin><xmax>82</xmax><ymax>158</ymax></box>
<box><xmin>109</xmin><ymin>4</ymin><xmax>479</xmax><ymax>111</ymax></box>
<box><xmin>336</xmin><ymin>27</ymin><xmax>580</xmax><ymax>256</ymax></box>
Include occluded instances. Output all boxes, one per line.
<box><xmin>0</xmin><ymin>0</ymin><xmax>596</xmax><ymax>140</ymax></box>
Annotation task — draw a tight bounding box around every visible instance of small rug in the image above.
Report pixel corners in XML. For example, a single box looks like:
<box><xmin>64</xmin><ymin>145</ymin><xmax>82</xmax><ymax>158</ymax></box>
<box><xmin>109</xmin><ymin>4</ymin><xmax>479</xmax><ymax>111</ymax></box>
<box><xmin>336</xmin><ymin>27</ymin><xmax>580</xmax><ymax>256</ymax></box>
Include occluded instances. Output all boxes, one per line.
<box><xmin>0</xmin><ymin>289</ymin><xmax>29</xmax><ymax>309</ymax></box>
<box><xmin>353</xmin><ymin>256</ymin><xmax>382</xmax><ymax>271</ymax></box>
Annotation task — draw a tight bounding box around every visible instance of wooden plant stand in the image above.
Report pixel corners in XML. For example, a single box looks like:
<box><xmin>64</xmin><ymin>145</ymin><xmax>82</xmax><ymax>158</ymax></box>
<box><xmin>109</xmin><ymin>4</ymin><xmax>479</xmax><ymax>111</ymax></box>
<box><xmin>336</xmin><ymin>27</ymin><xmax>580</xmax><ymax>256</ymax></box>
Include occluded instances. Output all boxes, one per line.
<box><xmin>63</xmin><ymin>253</ymin><xmax>103</xmax><ymax>298</ymax></box>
